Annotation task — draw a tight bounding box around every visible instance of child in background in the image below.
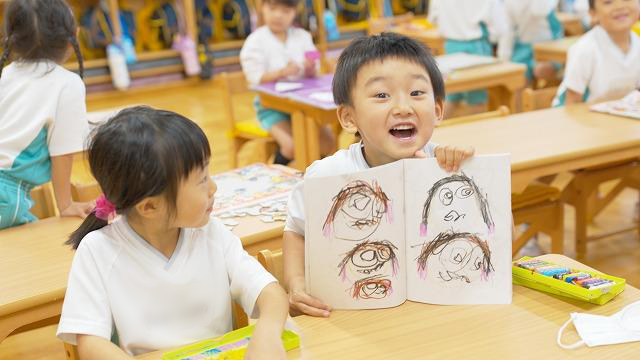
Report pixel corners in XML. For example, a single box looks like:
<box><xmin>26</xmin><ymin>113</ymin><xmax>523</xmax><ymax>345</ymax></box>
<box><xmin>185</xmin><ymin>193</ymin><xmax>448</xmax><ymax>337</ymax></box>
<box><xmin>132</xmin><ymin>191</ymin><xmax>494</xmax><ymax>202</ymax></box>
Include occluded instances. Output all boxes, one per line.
<box><xmin>0</xmin><ymin>0</ymin><xmax>93</xmax><ymax>229</ymax></box>
<box><xmin>240</xmin><ymin>0</ymin><xmax>335</xmax><ymax>165</ymax></box>
<box><xmin>283</xmin><ymin>33</ymin><xmax>475</xmax><ymax>317</ymax></box>
<box><xmin>428</xmin><ymin>0</ymin><xmax>511</xmax><ymax>117</ymax></box>
<box><xmin>57</xmin><ymin>107</ymin><xmax>288</xmax><ymax>359</ymax></box>
<box><xmin>553</xmin><ymin>0</ymin><xmax>640</xmax><ymax>106</ymax></box>
<box><xmin>503</xmin><ymin>0</ymin><xmax>564</xmax><ymax>82</ymax></box>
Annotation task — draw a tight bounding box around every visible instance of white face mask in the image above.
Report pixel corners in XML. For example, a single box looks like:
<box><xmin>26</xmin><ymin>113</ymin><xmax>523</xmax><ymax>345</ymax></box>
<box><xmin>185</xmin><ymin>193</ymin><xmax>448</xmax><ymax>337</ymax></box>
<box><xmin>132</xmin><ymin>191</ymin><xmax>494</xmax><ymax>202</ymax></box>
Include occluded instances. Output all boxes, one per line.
<box><xmin>557</xmin><ymin>300</ymin><xmax>640</xmax><ymax>349</ymax></box>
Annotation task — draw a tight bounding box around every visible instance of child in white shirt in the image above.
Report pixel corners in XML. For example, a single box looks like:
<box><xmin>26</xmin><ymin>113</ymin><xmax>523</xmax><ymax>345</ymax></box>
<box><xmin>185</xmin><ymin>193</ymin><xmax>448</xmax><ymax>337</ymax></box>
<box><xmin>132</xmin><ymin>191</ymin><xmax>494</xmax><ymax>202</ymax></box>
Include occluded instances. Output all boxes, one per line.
<box><xmin>0</xmin><ymin>0</ymin><xmax>93</xmax><ymax>229</ymax></box>
<box><xmin>428</xmin><ymin>0</ymin><xmax>511</xmax><ymax>117</ymax></box>
<box><xmin>283</xmin><ymin>33</ymin><xmax>475</xmax><ymax>317</ymax></box>
<box><xmin>553</xmin><ymin>0</ymin><xmax>640</xmax><ymax>106</ymax></box>
<box><xmin>240</xmin><ymin>0</ymin><xmax>334</xmax><ymax>165</ymax></box>
<box><xmin>57</xmin><ymin>107</ymin><xmax>288</xmax><ymax>359</ymax></box>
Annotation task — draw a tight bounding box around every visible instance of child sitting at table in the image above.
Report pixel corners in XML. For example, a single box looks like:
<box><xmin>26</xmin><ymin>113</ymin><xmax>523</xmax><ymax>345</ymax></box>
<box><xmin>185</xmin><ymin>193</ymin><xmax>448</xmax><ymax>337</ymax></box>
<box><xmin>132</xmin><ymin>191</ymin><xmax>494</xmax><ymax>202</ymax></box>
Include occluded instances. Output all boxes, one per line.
<box><xmin>240</xmin><ymin>0</ymin><xmax>335</xmax><ymax>165</ymax></box>
<box><xmin>553</xmin><ymin>0</ymin><xmax>640</xmax><ymax>106</ymax></box>
<box><xmin>57</xmin><ymin>107</ymin><xmax>288</xmax><ymax>359</ymax></box>
<box><xmin>428</xmin><ymin>0</ymin><xmax>511</xmax><ymax>117</ymax></box>
<box><xmin>282</xmin><ymin>33</ymin><xmax>476</xmax><ymax>317</ymax></box>
<box><xmin>503</xmin><ymin>0</ymin><xmax>565</xmax><ymax>82</ymax></box>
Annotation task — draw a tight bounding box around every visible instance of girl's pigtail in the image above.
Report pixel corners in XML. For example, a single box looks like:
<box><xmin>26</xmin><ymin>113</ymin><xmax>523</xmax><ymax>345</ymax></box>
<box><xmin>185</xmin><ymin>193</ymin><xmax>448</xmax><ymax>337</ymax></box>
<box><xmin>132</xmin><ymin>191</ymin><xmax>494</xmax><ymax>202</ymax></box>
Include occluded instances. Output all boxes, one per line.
<box><xmin>66</xmin><ymin>212</ymin><xmax>108</xmax><ymax>249</ymax></box>
<box><xmin>69</xmin><ymin>35</ymin><xmax>84</xmax><ymax>79</ymax></box>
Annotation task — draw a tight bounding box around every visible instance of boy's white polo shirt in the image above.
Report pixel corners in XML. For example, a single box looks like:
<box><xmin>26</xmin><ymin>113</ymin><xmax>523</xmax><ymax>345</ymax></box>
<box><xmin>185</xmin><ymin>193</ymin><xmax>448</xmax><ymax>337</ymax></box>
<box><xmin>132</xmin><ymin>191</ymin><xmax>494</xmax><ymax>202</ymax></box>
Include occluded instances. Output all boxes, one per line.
<box><xmin>285</xmin><ymin>141</ymin><xmax>437</xmax><ymax>236</ymax></box>
<box><xmin>554</xmin><ymin>26</ymin><xmax>640</xmax><ymax>105</ymax></box>
<box><xmin>57</xmin><ymin>216</ymin><xmax>276</xmax><ymax>356</ymax></box>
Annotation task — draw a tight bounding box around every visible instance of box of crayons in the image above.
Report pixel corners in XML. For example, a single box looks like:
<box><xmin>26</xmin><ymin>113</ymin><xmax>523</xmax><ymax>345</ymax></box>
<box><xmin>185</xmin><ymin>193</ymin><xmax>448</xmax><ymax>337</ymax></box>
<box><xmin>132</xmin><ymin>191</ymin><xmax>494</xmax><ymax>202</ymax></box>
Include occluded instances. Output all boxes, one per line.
<box><xmin>162</xmin><ymin>325</ymin><xmax>300</xmax><ymax>360</ymax></box>
<box><xmin>512</xmin><ymin>256</ymin><xmax>626</xmax><ymax>305</ymax></box>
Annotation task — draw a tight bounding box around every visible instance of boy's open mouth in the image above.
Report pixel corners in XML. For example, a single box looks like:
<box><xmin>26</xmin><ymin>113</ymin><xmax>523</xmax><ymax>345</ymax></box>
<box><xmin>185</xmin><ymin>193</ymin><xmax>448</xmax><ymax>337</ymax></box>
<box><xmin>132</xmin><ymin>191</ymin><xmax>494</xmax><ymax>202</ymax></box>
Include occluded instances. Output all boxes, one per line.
<box><xmin>389</xmin><ymin>124</ymin><xmax>417</xmax><ymax>139</ymax></box>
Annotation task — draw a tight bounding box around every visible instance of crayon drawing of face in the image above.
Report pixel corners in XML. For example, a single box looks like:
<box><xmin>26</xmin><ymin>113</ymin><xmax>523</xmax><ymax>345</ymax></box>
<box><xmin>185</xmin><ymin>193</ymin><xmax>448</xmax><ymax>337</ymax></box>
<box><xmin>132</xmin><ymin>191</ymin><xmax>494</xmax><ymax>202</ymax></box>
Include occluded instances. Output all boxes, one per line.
<box><xmin>420</xmin><ymin>173</ymin><xmax>494</xmax><ymax>238</ymax></box>
<box><xmin>338</xmin><ymin>240</ymin><xmax>399</xmax><ymax>281</ymax></box>
<box><xmin>351</xmin><ymin>275</ymin><xmax>393</xmax><ymax>300</ymax></box>
<box><xmin>323</xmin><ymin>180</ymin><xmax>391</xmax><ymax>241</ymax></box>
<box><xmin>414</xmin><ymin>231</ymin><xmax>493</xmax><ymax>283</ymax></box>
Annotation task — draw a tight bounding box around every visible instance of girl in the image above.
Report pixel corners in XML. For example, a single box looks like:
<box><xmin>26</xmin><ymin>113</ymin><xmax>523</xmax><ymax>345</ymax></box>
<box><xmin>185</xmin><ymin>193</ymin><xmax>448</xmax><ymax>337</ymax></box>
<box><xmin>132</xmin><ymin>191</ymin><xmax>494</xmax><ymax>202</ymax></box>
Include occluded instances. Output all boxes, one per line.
<box><xmin>57</xmin><ymin>107</ymin><xmax>289</xmax><ymax>358</ymax></box>
<box><xmin>0</xmin><ymin>0</ymin><xmax>93</xmax><ymax>229</ymax></box>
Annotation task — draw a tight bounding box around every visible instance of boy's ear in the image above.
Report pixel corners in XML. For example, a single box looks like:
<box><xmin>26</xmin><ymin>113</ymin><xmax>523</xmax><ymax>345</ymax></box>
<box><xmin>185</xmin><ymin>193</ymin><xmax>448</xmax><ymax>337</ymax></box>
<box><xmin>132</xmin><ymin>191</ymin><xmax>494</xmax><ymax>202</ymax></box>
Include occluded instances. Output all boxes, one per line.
<box><xmin>336</xmin><ymin>105</ymin><xmax>359</xmax><ymax>134</ymax></box>
<box><xmin>434</xmin><ymin>98</ymin><xmax>445</xmax><ymax>125</ymax></box>
<box><xmin>134</xmin><ymin>196</ymin><xmax>164</xmax><ymax>219</ymax></box>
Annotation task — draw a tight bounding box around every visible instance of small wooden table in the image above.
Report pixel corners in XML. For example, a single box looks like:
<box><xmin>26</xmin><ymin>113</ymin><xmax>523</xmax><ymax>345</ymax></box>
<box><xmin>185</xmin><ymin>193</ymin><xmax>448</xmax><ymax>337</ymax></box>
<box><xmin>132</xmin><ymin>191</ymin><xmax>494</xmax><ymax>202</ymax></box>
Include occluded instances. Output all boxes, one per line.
<box><xmin>138</xmin><ymin>254</ymin><xmax>640</xmax><ymax>359</ymax></box>
<box><xmin>534</xmin><ymin>36</ymin><xmax>581</xmax><ymax>65</ymax></box>
<box><xmin>391</xmin><ymin>26</ymin><xmax>445</xmax><ymax>55</ymax></box>
<box><xmin>0</xmin><ymin>165</ymin><xmax>298</xmax><ymax>343</ymax></box>
<box><xmin>558</xmin><ymin>12</ymin><xmax>585</xmax><ymax>36</ymax></box>
<box><xmin>257</xmin><ymin>63</ymin><xmax>527</xmax><ymax>170</ymax></box>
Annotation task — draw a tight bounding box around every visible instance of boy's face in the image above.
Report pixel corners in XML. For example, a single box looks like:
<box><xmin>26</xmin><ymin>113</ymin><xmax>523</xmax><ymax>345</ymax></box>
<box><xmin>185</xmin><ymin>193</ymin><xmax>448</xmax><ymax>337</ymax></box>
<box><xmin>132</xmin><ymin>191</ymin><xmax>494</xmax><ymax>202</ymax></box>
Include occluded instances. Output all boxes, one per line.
<box><xmin>337</xmin><ymin>58</ymin><xmax>443</xmax><ymax>167</ymax></box>
<box><xmin>172</xmin><ymin>163</ymin><xmax>217</xmax><ymax>229</ymax></box>
<box><xmin>591</xmin><ymin>0</ymin><xmax>640</xmax><ymax>33</ymax></box>
<box><xmin>262</xmin><ymin>1</ymin><xmax>297</xmax><ymax>34</ymax></box>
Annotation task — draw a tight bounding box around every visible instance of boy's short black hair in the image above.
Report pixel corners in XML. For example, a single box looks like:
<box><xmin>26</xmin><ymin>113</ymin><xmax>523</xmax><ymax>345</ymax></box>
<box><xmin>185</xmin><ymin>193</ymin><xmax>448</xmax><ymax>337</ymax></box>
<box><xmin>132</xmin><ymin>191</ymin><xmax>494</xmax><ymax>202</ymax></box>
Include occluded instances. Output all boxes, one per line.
<box><xmin>263</xmin><ymin>0</ymin><xmax>300</xmax><ymax>8</ymax></box>
<box><xmin>589</xmin><ymin>0</ymin><xmax>595</xmax><ymax>9</ymax></box>
<box><xmin>332</xmin><ymin>32</ymin><xmax>445</xmax><ymax>106</ymax></box>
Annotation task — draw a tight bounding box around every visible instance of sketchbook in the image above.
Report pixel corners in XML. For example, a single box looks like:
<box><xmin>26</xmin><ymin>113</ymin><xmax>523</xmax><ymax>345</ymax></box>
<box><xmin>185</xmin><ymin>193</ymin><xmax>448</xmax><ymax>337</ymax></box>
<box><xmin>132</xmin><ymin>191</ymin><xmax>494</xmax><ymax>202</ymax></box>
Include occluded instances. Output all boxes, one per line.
<box><xmin>435</xmin><ymin>53</ymin><xmax>498</xmax><ymax>76</ymax></box>
<box><xmin>590</xmin><ymin>90</ymin><xmax>640</xmax><ymax>120</ymax></box>
<box><xmin>304</xmin><ymin>155</ymin><xmax>512</xmax><ymax>309</ymax></box>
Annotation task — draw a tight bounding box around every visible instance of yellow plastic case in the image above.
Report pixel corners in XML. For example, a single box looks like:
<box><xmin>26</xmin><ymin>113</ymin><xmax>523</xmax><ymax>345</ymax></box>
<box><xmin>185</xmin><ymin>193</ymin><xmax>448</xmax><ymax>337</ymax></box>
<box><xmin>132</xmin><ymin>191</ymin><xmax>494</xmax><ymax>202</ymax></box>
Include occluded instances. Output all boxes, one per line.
<box><xmin>162</xmin><ymin>325</ymin><xmax>300</xmax><ymax>360</ymax></box>
<box><xmin>512</xmin><ymin>256</ymin><xmax>626</xmax><ymax>305</ymax></box>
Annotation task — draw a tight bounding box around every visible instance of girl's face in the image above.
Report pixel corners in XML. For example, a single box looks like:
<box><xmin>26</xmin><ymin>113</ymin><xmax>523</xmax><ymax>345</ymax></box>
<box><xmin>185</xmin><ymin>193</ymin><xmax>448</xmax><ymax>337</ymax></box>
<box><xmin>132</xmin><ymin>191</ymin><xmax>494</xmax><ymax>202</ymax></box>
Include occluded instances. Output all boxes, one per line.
<box><xmin>172</xmin><ymin>164</ymin><xmax>217</xmax><ymax>228</ymax></box>
<box><xmin>591</xmin><ymin>0</ymin><xmax>640</xmax><ymax>33</ymax></box>
<box><xmin>262</xmin><ymin>1</ymin><xmax>297</xmax><ymax>35</ymax></box>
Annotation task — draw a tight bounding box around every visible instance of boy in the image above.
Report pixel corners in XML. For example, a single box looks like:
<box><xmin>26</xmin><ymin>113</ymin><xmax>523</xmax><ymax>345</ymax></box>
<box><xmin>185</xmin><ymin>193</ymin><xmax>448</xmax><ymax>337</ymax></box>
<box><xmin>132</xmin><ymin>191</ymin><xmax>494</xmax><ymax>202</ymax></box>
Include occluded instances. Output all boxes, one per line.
<box><xmin>283</xmin><ymin>33</ymin><xmax>475</xmax><ymax>317</ymax></box>
<box><xmin>240</xmin><ymin>0</ymin><xmax>334</xmax><ymax>165</ymax></box>
<box><xmin>553</xmin><ymin>0</ymin><xmax>640</xmax><ymax>106</ymax></box>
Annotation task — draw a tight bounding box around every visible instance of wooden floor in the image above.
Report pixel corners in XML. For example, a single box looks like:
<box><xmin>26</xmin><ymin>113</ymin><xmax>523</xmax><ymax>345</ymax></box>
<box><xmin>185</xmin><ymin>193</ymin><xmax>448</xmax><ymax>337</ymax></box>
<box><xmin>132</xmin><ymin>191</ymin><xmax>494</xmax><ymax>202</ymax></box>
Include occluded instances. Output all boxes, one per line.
<box><xmin>2</xmin><ymin>80</ymin><xmax>639</xmax><ymax>359</ymax></box>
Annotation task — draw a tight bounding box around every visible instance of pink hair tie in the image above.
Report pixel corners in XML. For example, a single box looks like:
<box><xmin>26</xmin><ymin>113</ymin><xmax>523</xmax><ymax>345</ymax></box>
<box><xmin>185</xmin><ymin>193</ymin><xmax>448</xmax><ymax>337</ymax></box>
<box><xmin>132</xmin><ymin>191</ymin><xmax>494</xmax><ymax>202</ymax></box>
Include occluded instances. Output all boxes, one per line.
<box><xmin>94</xmin><ymin>195</ymin><xmax>116</xmax><ymax>221</ymax></box>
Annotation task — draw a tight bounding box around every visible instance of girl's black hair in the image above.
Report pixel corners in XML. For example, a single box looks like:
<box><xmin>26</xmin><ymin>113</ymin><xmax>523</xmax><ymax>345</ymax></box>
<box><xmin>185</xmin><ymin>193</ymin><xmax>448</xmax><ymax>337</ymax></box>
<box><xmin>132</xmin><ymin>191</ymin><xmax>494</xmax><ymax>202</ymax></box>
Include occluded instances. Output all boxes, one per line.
<box><xmin>1</xmin><ymin>0</ymin><xmax>84</xmax><ymax>79</ymax></box>
<box><xmin>67</xmin><ymin>106</ymin><xmax>211</xmax><ymax>249</ymax></box>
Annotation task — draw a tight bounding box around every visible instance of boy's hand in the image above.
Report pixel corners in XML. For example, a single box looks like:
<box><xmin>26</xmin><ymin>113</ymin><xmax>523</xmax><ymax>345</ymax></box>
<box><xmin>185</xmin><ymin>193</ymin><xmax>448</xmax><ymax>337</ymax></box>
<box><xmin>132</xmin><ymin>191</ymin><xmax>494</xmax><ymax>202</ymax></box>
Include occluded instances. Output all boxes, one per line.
<box><xmin>245</xmin><ymin>327</ymin><xmax>286</xmax><ymax>360</ymax></box>
<box><xmin>288</xmin><ymin>276</ymin><xmax>331</xmax><ymax>317</ymax></box>
<box><xmin>280</xmin><ymin>61</ymin><xmax>301</xmax><ymax>78</ymax></box>
<box><xmin>418</xmin><ymin>146</ymin><xmax>474</xmax><ymax>172</ymax></box>
<box><xmin>60</xmin><ymin>201</ymin><xmax>94</xmax><ymax>219</ymax></box>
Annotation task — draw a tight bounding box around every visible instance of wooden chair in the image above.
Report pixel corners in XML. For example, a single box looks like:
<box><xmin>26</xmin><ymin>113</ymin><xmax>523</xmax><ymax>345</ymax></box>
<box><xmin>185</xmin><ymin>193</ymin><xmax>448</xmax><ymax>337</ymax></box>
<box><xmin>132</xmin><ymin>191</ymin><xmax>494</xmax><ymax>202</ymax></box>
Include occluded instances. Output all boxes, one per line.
<box><xmin>219</xmin><ymin>71</ymin><xmax>277</xmax><ymax>168</ymax></box>
<box><xmin>71</xmin><ymin>182</ymin><xmax>102</xmax><ymax>203</ymax></box>
<box><xmin>441</xmin><ymin>105</ymin><xmax>511</xmax><ymax>126</ymax></box>
<box><xmin>521</xmin><ymin>87</ymin><xmax>558</xmax><ymax>112</ymax></box>
<box><xmin>257</xmin><ymin>249</ymin><xmax>285</xmax><ymax>290</ymax></box>
<box><xmin>29</xmin><ymin>183</ymin><xmax>57</xmax><ymax>219</ymax></box>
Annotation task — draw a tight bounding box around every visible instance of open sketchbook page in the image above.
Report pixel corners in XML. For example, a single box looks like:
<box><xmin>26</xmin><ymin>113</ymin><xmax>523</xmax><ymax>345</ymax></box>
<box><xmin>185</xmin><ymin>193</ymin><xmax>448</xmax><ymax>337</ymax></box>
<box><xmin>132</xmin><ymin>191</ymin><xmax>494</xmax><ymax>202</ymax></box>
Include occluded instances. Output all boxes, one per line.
<box><xmin>403</xmin><ymin>156</ymin><xmax>512</xmax><ymax>304</ymax></box>
<box><xmin>305</xmin><ymin>161</ymin><xmax>406</xmax><ymax>309</ymax></box>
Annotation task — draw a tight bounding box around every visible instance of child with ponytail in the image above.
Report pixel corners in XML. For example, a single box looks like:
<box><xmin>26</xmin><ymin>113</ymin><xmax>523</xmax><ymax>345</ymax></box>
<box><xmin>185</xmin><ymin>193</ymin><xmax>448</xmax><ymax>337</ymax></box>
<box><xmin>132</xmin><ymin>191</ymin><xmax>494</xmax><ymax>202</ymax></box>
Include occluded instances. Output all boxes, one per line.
<box><xmin>57</xmin><ymin>106</ymin><xmax>288</xmax><ymax>359</ymax></box>
<box><xmin>0</xmin><ymin>0</ymin><xmax>93</xmax><ymax>229</ymax></box>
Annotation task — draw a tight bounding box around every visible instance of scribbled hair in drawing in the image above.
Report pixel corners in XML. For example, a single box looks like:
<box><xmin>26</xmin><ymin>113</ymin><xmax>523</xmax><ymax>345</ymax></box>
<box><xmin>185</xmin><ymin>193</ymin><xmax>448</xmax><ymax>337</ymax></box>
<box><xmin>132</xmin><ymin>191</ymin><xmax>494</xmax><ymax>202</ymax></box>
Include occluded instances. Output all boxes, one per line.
<box><xmin>415</xmin><ymin>231</ymin><xmax>494</xmax><ymax>282</ymax></box>
<box><xmin>322</xmin><ymin>180</ymin><xmax>391</xmax><ymax>239</ymax></box>
<box><xmin>351</xmin><ymin>275</ymin><xmax>393</xmax><ymax>300</ymax></box>
<box><xmin>338</xmin><ymin>240</ymin><xmax>399</xmax><ymax>280</ymax></box>
<box><xmin>420</xmin><ymin>173</ymin><xmax>493</xmax><ymax>236</ymax></box>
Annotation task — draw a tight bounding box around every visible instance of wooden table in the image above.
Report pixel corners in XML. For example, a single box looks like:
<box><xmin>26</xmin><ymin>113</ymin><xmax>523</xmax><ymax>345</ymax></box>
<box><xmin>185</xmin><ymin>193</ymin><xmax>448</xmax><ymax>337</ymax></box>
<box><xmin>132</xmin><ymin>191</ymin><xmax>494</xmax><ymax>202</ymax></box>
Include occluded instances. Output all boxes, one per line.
<box><xmin>558</xmin><ymin>12</ymin><xmax>585</xmax><ymax>36</ymax></box>
<box><xmin>0</xmin><ymin>165</ymin><xmax>297</xmax><ymax>343</ymax></box>
<box><xmin>534</xmin><ymin>36</ymin><xmax>581</xmax><ymax>65</ymax></box>
<box><xmin>257</xmin><ymin>63</ymin><xmax>526</xmax><ymax>171</ymax></box>
<box><xmin>431</xmin><ymin>104</ymin><xmax>640</xmax><ymax>194</ymax></box>
<box><xmin>139</xmin><ymin>254</ymin><xmax>640</xmax><ymax>359</ymax></box>
<box><xmin>391</xmin><ymin>26</ymin><xmax>445</xmax><ymax>55</ymax></box>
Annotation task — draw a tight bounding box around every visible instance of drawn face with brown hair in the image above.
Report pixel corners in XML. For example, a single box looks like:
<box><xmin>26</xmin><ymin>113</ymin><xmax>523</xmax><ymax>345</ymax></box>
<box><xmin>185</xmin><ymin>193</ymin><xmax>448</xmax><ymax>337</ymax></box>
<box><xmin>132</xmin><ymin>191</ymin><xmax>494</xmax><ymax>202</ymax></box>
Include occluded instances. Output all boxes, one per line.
<box><xmin>351</xmin><ymin>275</ymin><xmax>393</xmax><ymax>300</ymax></box>
<box><xmin>323</xmin><ymin>180</ymin><xmax>391</xmax><ymax>241</ymax></box>
<box><xmin>338</xmin><ymin>240</ymin><xmax>399</xmax><ymax>281</ymax></box>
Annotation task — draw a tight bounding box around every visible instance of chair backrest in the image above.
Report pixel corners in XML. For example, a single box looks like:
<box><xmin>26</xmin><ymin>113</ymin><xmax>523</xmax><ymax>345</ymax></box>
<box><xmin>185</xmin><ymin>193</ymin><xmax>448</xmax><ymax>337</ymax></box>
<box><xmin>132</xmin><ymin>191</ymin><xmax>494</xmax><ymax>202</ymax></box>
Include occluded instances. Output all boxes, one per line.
<box><xmin>368</xmin><ymin>13</ymin><xmax>414</xmax><ymax>35</ymax></box>
<box><xmin>71</xmin><ymin>182</ymin><xmax>102</xmax><ymax>203</ymax></box>
<box><xmin>218</xmin><ymin>71</ymin><xmax>252</xmax><ymax>131</ymax></box>
<box><xmin>30</xmin><ymin>184</ymin><xmax>57</xmax><ymax>219</ymax></box>
<box><xmin>257</xmin><ymin>249</ymin><xmax>285</xmax><ymax>290</ymax></box>
<box><xmin>522</xmin><ymin>87</ymin><xmax>558</xmax><ymax>112</ymax></box>
<box><xmin>440</xmin><ymin>105</ymin><xmax>510</xmax><ymax>127</ymax></box>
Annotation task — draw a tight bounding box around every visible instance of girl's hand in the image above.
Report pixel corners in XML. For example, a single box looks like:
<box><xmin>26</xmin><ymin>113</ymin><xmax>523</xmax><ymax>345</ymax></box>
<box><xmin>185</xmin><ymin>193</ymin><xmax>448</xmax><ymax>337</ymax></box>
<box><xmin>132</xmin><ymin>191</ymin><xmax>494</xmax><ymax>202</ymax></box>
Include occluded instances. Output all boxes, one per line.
<box><xmin>245</xmin><ymin>327</ymin><xmax>286</xmax><ymax>360</ymax></box>
<box><xmin>434</xmin><ymin>145</ymin><xmax>475</xmax><ymax>172</ymax></box>
<box><xmin>288</xmin><ymin>276</ymin><xmax>331</xmax><ymax>317</ymax></box>
<box><xmin>60</xmin><ymin>201</ymin><xmax>94</xmax><ymax>219</ymax></box>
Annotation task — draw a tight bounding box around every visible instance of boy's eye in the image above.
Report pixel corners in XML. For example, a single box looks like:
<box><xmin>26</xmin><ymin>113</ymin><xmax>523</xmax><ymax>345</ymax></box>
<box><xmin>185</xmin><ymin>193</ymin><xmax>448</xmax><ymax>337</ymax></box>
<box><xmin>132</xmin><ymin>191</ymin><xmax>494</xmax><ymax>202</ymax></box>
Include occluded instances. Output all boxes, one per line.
<box><xmin>374</xmin><ymin>93</ymin><xmax>389</xmax><ymax>99</ymax></box>
<box><xmin>411</xmin><ymin>90</ymin><xmax>426</xmax><ymax>96</ymax></box>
